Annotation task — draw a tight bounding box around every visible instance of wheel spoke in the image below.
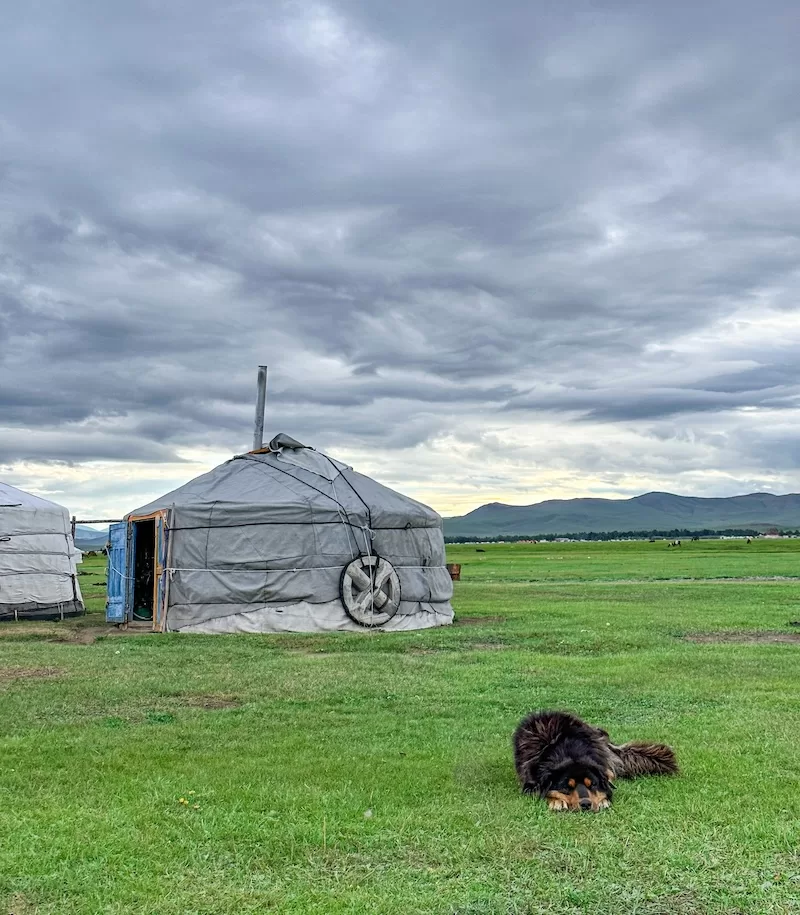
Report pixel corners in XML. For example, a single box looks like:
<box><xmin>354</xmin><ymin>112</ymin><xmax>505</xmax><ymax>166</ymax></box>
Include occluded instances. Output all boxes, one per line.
<box><xmin>340</xmin><ymin>555</ymin><xmax>401</xmax><ymax>626</ymax></box>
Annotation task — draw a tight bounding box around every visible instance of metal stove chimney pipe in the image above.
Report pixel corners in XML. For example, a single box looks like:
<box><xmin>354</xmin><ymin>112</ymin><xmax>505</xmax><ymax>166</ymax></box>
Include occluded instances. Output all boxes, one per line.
<box><xmin>253</xmin><ymin>365</ymin><xmax>268</xmax><ymax>451</ymax></box>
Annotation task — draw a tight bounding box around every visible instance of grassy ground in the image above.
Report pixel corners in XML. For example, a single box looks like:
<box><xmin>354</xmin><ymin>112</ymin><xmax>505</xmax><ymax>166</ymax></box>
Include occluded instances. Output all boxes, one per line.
<box><xmin>1</xmin><ymin>543</ymin><xmax>799</xmax><ymax>914</ymax></box>
<box><xmin>446</xmin><ymin>537</ymin><xmax>800</xmax><ymax>582</ymax></box>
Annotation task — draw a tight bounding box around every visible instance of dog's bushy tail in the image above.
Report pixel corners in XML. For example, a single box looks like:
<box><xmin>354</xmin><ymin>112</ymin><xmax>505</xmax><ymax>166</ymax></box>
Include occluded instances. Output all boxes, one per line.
<box><xmin>612</xmin><ymin>742</ymin><xmax>678</xmax><ymax>778</ymax></box>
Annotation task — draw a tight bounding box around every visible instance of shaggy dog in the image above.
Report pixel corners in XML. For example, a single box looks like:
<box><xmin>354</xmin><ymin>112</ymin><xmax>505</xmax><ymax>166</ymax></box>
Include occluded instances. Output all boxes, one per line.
<box><xmin>513</xmin><ymin>710</ymin><xmax>678</xmax><ymax>812</ymax></box>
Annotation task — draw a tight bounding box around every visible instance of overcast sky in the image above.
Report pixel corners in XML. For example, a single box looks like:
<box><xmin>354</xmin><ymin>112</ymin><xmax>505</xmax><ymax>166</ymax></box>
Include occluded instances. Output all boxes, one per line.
<box><xmin>2</xmin><ymin>0</ymin><xmax>800</xmax><ymax>519</ymax></box>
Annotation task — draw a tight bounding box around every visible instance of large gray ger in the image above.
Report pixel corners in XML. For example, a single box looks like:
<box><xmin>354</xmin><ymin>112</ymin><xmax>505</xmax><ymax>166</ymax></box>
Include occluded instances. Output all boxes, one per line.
<box><xmin>106</xmin><ymin>434</ymin><xmax>454</xmax><ymax>633</ymax></box>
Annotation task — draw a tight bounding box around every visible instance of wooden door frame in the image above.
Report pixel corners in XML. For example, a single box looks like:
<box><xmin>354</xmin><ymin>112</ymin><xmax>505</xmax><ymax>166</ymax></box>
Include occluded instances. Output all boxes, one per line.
<box><xmin>127</xmin><ymin>510</ymin><xmax>169</xmax><ymax>632</ymax></box>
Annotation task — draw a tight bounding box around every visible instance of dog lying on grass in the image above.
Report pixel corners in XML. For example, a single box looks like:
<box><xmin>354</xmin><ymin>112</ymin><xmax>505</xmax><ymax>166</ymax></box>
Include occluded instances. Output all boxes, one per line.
<box><xmin>513</xmin><ymin>710</ymin><xmax>678</xmax><ymax>811</ymax></box>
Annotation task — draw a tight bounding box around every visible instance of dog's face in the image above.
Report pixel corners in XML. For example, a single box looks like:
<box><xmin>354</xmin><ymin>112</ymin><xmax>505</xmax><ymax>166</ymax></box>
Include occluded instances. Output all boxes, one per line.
<box><xmin>545</xmin><ymin>767</ymin><xmax>613</xmax><ymax>812</ymax></box>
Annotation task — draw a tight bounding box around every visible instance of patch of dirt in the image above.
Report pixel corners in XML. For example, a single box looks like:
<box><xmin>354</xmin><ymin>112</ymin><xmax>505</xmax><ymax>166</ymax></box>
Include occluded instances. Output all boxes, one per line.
<box><xmin>5</xmin><ymin>893</ymin><xmax>38</xmax><ymax>915</ymax></box>
<box><xmin>406</xmin><ymin>640</ymin><xmax>509</xmax><ymax>654</ymax></box>
<box><xmin>0</xmin><ymin>666</ymin><xmax>65</xmax><ymax>683</ymax></box>
<box><xmin>177</xmin><ymin>694</ymin><xmax>242</xmax><ymax>710</ymax></box>
<box><xmin>0</xmin><ymin>623</ymin><xmax>59</xmax><ymax>639</ymax></box>
<box><xmin>284</xmin><ymin>648</ymin><xmax>337</xmax><ymax>656</ymax></box>
<box><xmin>526</xmin><ymin>575</ymin><xmax>800</xmax><ymax>585</ymax></box>
<box><xmin>684</xmin><ymin>631</ymin><xmax>800</xmax><ymax>644</ymax></box>
<box><xmin>49</xmin><ymin>625</ymin><xmax>155</xmax><ymax>645</ymax></box>
<box><xmin>454</xmin><ymin>615</ymin><xmax>507</xmax><ymax>626</ymax></box>
<box><xmin>641</xmin><ymin>891</ymin><xmax>702</xmax><ymax>915</ymax></box>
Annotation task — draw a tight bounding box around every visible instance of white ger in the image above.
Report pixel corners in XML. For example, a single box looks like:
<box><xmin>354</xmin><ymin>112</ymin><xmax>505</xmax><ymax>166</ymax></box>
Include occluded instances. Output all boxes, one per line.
<box><xmin>0</xmin><ymin>482</ymin><xmax>84</xmax><ymax>621</ymax></box>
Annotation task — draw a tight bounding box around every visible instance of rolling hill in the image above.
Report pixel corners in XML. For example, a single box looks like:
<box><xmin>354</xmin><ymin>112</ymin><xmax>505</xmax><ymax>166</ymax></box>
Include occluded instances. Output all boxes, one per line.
<box><xmin>442</xmin><ymin>491</ymin><xmax>800</xmax><ymax>538</ymax></box>
<box><xmin>74</xmin><ymin>524</ymin><xmax>110</xmax><ymax>551</ymax></box>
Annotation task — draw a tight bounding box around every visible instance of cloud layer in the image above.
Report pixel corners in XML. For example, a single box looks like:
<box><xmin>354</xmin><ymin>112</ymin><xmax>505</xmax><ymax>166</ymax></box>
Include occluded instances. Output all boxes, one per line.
<box><xmin>2</xmin><ymin>0</ymin><xmax>800</xmax><ymax>516</ymax></box>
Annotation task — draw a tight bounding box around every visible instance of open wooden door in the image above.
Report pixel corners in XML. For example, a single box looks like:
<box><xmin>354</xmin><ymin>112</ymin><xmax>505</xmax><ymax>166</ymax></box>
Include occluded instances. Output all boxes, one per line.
<box><xmin>124</xmin><ymin>509</ymin><xmax>170</xmax><ymax>631</ymax></box>
<box><xmin>106</xmin><ymin>522</ymin><xmax>132</xmax><ymax>623</ymax></box>
<box><xmin>153</xmin><ymin>511</ymin><xmax>171</xmax><ymax>632</ymax></box>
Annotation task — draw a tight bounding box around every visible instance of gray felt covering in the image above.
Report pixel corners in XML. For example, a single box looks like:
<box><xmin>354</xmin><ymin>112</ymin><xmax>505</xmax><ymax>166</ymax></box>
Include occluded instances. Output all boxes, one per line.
<box><xmin>127</xmin><ymin>439</ymin><xmax>453</xmax><ymax>633</ymax></box>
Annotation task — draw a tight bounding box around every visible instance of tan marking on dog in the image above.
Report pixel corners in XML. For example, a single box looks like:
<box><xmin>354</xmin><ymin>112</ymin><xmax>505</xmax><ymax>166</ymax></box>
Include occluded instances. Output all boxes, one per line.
<box><xmin>546</xmin><ymin>788</ymin><xmax>610</xmax><ymax>812</ymax></box>
<box><xmin>546</xmin><ymin>791</ymin><xmax>571</xmax><ymax>811</ymax></box>
<box><xmin>583</xmin><ymin>777</ymin><xmax>592</xmax><ymax>788</ymax></box>
<box><xmin>567</xmin><ymin>778</ymin><xmax>576</xmax><ymax>789</ymax></box>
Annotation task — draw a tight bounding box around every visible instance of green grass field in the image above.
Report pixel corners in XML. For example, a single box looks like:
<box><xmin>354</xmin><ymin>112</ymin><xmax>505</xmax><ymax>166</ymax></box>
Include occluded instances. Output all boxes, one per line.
<box><xmin>1</xmin><ymin>540</ymin><xmax>799</xmax><ymax>914</ymax></box>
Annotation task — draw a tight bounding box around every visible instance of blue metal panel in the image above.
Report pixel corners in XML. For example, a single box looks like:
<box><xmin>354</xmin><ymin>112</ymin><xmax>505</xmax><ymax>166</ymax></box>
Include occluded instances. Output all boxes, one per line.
<box><xmin>106</xmin><ymin>522</ymin><xmax>130</xmax><ymax>623</ymax></box>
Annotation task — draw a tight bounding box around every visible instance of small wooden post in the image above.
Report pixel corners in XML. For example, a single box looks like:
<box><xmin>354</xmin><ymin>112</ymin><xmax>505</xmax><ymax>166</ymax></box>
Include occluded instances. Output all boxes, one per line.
<box><xmin>446</xmin><ymin>563</ymin><xmax>461</xmax><ymax>581</ymax></box>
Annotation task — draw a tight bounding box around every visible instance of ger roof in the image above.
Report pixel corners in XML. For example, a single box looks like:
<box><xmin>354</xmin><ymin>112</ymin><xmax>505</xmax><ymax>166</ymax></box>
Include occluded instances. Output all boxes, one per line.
<box><xmin>0</xmin><ymin>481</ymin><xmax>67</xmax><ymax>511</ymax></box>
<box><xmin>126</xmin><ymin>435</ymin><xmax>440</xmax><ymax>530</ymax></box>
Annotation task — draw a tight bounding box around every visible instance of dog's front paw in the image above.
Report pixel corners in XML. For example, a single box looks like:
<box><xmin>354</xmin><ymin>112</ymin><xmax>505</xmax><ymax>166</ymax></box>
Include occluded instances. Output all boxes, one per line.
<box><xmin>547</xmin><ymin>796</ymin><xmax>569</xmax><ymax>812</ymax></box>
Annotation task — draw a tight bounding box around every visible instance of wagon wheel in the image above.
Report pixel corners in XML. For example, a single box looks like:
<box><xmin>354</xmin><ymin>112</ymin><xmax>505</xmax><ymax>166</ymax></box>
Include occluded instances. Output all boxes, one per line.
<box><xmin>340</xmin><ymin>555</ymin><xmax>401</xmax><ymax>627</ymax></box>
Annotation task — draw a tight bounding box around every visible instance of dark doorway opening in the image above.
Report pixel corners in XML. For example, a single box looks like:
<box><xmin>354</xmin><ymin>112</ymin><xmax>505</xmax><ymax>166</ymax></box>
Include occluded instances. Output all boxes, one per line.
<box><xmin>132</xmin><ymin>519</ymin><xmax>155</xmax><ymax>621</ymax></box>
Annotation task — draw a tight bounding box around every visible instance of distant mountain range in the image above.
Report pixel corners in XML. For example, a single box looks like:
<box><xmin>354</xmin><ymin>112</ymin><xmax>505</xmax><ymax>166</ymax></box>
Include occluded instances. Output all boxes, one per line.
<box><xmin>74</xmin><ymin>524</ymin><xmax>109</xmax><ymax>551</ymax></box>
<box><xmin>442</xmin><ymin>492</ymin><xmax>800</xmax><ymax>538</ymax></box>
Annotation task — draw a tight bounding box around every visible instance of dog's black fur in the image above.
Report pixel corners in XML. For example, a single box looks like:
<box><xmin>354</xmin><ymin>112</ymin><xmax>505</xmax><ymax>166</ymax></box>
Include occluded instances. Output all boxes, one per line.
<box><xmin>513</xmin><ymin>710</ymin><xmax>678</xmax><ymax>811</ymax></box>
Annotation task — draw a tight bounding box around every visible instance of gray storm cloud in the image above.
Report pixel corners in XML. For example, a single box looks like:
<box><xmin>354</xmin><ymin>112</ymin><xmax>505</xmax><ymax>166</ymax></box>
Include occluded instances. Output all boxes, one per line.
<box><xmin>1</xmin><ymin>0</ymin><xmax>799</xmax><ymax>509</ymax></box>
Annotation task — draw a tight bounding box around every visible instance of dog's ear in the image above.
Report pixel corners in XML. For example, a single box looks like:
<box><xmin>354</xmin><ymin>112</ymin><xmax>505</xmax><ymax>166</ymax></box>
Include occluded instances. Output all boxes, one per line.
<box><xmin>525</xmin><ymin>759</ymin><xmax>556</xmax><ymax>796</ymax></box>
<box><xmin>525</xmin><ymin>761</ymin><xmax>544</xmax><ymax>791</ymax></box>
<box><xmin>594</xmin><ymin>767</ymin><xmax>615</xmax><ymax>793</ymax></box>
<box><xmin>537</xmin><ymin>762</ymin><xmax>567</xmax><ymax>793</ymax></box>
